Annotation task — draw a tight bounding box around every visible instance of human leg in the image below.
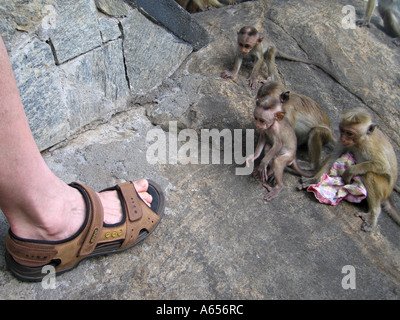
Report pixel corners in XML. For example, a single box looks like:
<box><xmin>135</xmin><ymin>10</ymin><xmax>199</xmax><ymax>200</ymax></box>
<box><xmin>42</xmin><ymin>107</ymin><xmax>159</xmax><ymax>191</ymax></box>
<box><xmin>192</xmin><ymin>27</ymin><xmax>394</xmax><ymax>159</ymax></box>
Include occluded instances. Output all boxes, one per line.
<box><xmin>0</xmin><ymin>34</ymin><xmax>163</xmax><ymax>273</ymax></box>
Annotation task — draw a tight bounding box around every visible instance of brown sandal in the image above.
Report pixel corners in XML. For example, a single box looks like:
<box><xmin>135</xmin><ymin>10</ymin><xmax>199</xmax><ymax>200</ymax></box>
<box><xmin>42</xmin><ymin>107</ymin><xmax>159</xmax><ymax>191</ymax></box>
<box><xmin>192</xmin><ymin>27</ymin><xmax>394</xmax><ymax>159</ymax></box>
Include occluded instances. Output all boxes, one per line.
<box><xmin>5</xmin><ymin>180</ymin><xmax>165</xmax><ymax>282</ymax></box>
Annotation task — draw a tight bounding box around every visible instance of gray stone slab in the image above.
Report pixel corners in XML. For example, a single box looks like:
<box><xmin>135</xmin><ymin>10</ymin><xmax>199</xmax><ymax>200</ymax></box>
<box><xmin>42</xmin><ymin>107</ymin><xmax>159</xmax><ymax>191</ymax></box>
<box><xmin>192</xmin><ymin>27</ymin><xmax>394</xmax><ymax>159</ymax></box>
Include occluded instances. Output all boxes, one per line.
<box><xmin>128</xmin><ymin>0</ymin><xmax>210</xmax><ymax>51</ymax></box>
<box><xmin>122</xmin><ymin>9</ymin><xmax>193</xmax><ymax>95</ymax></box>
<box><xmin>59</xmin><ymin>39</ymin><xmax>129</xmax><ymax>130</ymax></box>
<box><xmin>11</xmin><ymin>38</ymin><xmax>68</xmax><ymax>151</ymax></box>
<box><xmin>48</xmin><ymin>0</ymin><xmax>102</xmax><ymax>64</ymax></box>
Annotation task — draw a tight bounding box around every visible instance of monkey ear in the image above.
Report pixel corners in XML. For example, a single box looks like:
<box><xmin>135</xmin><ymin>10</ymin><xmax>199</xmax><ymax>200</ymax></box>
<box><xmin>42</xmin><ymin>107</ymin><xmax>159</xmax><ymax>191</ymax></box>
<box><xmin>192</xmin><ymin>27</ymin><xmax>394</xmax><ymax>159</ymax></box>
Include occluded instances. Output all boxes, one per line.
<box><xmin>275</xmin><ymin>111</ymin><xmax>286</xmax><ymax>121</ymax></box>
<box><xmin>257</xmin><ymin>36</ymin><xmax>264</xmax><ymax>43</ymax></box>
<box><xmin>367</xmin><ymin>124</ymin><xmax>376</xmax><ymax>135</ymax></box>
<box><xmin>280</xmin><ymin>91</ymin><xmax>290</xmax><ymax>103</ymax></box>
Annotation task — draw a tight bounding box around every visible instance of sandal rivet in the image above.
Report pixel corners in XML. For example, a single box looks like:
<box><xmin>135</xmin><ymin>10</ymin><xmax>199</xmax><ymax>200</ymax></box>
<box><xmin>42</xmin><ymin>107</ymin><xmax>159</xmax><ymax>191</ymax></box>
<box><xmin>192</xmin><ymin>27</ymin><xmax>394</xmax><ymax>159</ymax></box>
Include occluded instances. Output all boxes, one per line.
<box><xmin>105</xmin><ymin>232</ymin><xmax>111</xmax><ymax>238</ymax></box>
<box><xmin>112</xmin><ymin>231</ymin><xmax>117</xmax><ymax>237</ymax></box>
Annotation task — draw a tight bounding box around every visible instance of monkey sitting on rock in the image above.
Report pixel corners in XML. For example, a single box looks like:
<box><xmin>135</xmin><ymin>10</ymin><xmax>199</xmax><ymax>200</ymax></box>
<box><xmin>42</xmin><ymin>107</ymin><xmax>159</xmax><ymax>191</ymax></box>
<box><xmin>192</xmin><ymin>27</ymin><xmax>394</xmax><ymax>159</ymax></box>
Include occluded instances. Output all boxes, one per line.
<box><xmin>256</xmin><ymin>81</ymin><xmax>335</xmax><ymax>171</ymax></box>
<box><xmin>299</xmin><ymin>108</ymin><xmax>400</xmax><ymax>231</ymax></box>
<box><xmin>245</xmin><ymin>96</ymin><xmax>312</xmax><ymax>201</ymax></box>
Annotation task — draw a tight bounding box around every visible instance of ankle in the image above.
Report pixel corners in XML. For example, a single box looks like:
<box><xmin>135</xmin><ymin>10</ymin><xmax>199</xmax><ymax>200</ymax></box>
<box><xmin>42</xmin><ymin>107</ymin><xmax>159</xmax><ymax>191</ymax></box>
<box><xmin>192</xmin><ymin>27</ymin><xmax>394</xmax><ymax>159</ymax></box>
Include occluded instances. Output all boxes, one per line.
<box><xmin>6</xmin><ymin>183</ymin><xmax>87</xmax><ymax>241</ymax></box>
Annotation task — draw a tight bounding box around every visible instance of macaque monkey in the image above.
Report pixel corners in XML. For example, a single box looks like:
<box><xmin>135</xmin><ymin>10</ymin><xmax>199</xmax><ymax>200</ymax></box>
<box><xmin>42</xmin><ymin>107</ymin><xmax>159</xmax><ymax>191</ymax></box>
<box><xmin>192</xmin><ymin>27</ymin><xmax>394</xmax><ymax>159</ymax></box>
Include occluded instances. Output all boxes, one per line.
<box><xmin>177</xmin><ymin>0</ymin><xmax>241</xmax><ymax>11</ymax></box>
<box><xmin>245</xmin><ymin>97</ymin><xmax>313</xmax><ymax>201</ymax></box>
<box><xmin>256</xmin><ymin>81</ymin><xmax>334</xmax><ymax>170</ymax></box>
<box><xmin>356</xmin><ymin>0</ymin><xmax>400</xmax><ymax>46</ymax></box>
<box><xmin>221</xmin><ymin>26</ymin><xmax>339</xmax><ymax>89</ymax></box>
<box><xmin>176</xmin><ymin>0</ymin><xmax>222</xmax><ymax>11</ymax></box>
<box><xmin>299</xmin><ymin>108</ymin><xmax>400</xmax><ymax>231</ymax></box>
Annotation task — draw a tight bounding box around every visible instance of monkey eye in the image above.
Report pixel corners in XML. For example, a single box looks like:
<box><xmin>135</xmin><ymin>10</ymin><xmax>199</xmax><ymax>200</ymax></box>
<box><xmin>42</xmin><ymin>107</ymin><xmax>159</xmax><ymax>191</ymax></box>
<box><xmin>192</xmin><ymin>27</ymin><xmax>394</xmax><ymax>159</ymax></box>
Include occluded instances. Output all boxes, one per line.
<box><xmin>255</xmin><ymin>117</ymin><xmax>265</xmax><ymax>124</ymax></box>
<box><xmin>239</xmin><ymin>43</ymin><xmax>251</xmax><ymax>49</ymax></box>
<box><xmin>340</xmin><ymin>129</ymin><xmax>353</xmax><ymax>137</ymax></box>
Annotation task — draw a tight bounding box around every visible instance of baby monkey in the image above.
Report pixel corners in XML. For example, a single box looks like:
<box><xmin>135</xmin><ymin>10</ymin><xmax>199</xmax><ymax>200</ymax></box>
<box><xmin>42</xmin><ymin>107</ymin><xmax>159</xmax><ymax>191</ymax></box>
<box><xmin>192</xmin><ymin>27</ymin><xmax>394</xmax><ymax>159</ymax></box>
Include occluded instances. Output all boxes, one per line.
<box><xmin>246</xmin><ymin>97</ymin><xmax>312</xmax><ymax>201</ymax></box>
<box><xmin>299</xmin><ymin>108</ymin><xmax>400</xmax><ymax>231</ymax></box>
<box><xmin>256</xmin><ymin>81</ymin><xmax>335</xmax><ymax>171</ymax></box>
<box><xmin>221</xmin><ymin>26</ymin><xmax>339</xmax><ymax>89</ymax></box>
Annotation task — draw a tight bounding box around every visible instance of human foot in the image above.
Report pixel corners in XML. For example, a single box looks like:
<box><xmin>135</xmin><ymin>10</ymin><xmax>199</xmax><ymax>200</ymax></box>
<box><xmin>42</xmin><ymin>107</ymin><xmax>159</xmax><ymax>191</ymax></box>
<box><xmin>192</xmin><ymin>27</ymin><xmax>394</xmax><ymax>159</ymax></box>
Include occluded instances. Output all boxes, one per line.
<box><xmin>8</xmin><ymin>179</ymin><xmax>153</xmax><ymax>242</ymax></box>
<box><xmin>6</xmin><ymin>180</ymin><xmax>165</xmax><ymax>281</ymax></box>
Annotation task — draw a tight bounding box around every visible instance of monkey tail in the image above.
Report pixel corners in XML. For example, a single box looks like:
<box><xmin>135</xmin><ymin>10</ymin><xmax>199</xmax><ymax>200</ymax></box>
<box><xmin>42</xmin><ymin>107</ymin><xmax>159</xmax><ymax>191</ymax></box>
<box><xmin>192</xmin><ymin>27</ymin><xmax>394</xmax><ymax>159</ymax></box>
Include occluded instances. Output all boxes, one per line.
<box><xmin>289</xmin><ymin>159</ymin><xmax>314</xmax><ymax>178</ymax></box>
<box><xmin>383</xmin><ymin>196</ymin><xmax>400</xmax><ymax>227</ymax></box>
<box><xmin>276</xmin><ymin>50</ymin><xmax>340</xmax><ymax>84</ymax></box>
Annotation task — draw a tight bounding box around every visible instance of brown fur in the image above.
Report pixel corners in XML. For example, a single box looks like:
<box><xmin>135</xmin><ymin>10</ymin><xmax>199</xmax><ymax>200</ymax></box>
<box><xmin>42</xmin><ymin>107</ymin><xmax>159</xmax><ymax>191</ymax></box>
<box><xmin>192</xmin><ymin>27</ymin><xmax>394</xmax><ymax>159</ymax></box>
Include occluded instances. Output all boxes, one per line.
<box><xmin>257</xmin><ymin>81</ymin><xmax>334</xmax><ymax>170</ymax></box>
<box><xmin>300</xmin><ymin>107</ymin><xmax>400</xmax><ymax>231</ymax></box>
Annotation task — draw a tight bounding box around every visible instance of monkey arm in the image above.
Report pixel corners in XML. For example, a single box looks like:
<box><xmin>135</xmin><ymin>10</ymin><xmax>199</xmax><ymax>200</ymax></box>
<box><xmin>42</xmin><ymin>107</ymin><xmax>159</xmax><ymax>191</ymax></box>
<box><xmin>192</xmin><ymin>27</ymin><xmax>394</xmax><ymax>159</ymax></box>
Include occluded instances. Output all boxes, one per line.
<box><xmin>245</xmin><ymin>134</ymin><xmax>266</xmax><ymax>166</ymax></box>
<box><xmin>248</xmin><ymin>49</ymin><xmax>264</xmax><ymax>89</ymax></box>
<box><xmin>342</xmin><ymin>160</ymin><xmax>390</xmax><ymax>184</ymax></box>
<box><xmin>299</xmin><ymin>146</ymin><xmax>344</xmax><ymax>188</ymax></box>
<box><xmin>257</xmin><ymin>134</ymin><xmax>282</xmax><ymax>182</ymax></box>
<box><xmin>221</xmin><ymin>54</ymin><xmax>243</xmax><ymax>79</ymax></box>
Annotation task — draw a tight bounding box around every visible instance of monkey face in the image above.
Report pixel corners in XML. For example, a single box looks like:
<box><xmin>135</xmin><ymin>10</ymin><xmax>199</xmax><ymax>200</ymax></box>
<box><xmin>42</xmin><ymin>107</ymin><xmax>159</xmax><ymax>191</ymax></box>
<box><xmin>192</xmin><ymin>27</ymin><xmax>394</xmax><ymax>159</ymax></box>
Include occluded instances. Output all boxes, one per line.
<box><xmin>339</xmin><ymin>125</ymin><xmax>358</xmax><ymax>148</ymax></box>
<box><xmin>254</xmin><ymin>107</ymin><xmax>275</xmax><ymax>130</ymax></box>
<box><xmin>238</xmin><ymin>40</ymin><xmax>255</xmax><ymax>55</ymax></box>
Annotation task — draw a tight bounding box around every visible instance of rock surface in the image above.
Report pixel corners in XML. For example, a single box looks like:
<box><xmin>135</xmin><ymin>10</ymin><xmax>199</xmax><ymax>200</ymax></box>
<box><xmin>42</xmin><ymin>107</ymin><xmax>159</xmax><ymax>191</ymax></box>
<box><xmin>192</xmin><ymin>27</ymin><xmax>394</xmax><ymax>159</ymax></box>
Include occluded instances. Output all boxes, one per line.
<box><xmin>0</xmin><ymin>0</ymin><xmax>400</xmax><ymax>300</ymax></box>
<box><xmin>0</xmin><ymin>0</ymin><xmax>199</xmax><ymax>150</ymax></box>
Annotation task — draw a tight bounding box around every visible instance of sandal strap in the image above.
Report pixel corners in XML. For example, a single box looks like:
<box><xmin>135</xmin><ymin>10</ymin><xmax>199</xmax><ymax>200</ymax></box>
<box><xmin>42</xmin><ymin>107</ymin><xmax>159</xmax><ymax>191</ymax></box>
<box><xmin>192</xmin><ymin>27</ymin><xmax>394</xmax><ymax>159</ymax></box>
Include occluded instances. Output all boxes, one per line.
<box><xmin>5</xmin><ymin>234</ymin><xmax>58</xmax><ymax>267</ymax></box>
<box><xmin>117</xmin><ymin>181</ymin><xmax>161</xmax><ymax>249</ymax></box>
<box><xmin>119</xmin><ymin>181</ymin><xmax>143</xmax><ymax>222</ymax></box>
<box><xmin>72</xmin><ymin>183</ymin><xmax>104</xmax><ymax>256</ymax></box>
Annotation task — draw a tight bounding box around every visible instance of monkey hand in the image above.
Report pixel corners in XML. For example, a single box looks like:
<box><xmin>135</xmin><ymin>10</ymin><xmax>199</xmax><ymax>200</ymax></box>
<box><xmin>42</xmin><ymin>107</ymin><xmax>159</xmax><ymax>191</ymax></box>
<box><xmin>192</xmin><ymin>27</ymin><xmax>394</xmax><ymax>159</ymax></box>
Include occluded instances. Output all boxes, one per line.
<box><xmin>258</xmin><ymin>159</ymin><xmax>269</xmax><ymax>183</ymax></box>
<box><xmin>258</xmin><ymin>77</ymin><xmax>272</xmax><ymax>85</ymax></box>
<box><xmin>221</xmin><ymin>70</ymin><xmax>235</xmax><ymax>79</ymax></box>
<box><xmin>248</xmin><ymin>77</ymin><xmax>258</xmax><ymax>90</ymax></box>
<box><xmin>342</xmin><ymin>168</ymin><xmax>354</xmax><ymax>184</ymax></box>
<box><xmin>245</xmin><ymin>154</ymin><xmax>256</xmax><ymax>167</ymax></box>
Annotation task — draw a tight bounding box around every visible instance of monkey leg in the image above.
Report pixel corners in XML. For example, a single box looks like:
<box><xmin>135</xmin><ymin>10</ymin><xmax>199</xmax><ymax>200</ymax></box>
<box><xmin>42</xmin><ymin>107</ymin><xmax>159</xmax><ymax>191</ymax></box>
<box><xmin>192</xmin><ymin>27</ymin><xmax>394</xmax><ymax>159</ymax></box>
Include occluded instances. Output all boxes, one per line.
<box><xmin>193</xmin><ymin>0</ymin><xmax>206</xmax><ymax>10</ymax></box>
<box><xmin>263</xmin><ymin>155</ymin><xmax>290</xmax><ymax>201</ymax></box>
<box><xmin>356</xmin><ymin>0</ymin><xmax>377</xmax><ymax>27</ymax></box>
<box><xmin>264</xmin><ymin>47</ymin><xmax>276</xmax><ymax>80</ymax></box>
<box><xmin>360</xmin><ymin>173</ymin><xmax>389</xmax><ymax>231</ymax></box>
<box><xmin>382</xmin><ymin>197</ymin><xmax>400</xmax><ymax>227</ymax></box>
<box><xmin>383</xmin><ymin>8</ymin><xmax>400</xmax><ymax>38</ymax></box>
<box><xmin>206</xmin><ymin>0</ymin><xmax>223</xmax><ymax>7</ymax></box>
<box><xmin>308</xmin><ymin>127</ymin><xmax>332</xmax><ymax>170</ymax></box>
